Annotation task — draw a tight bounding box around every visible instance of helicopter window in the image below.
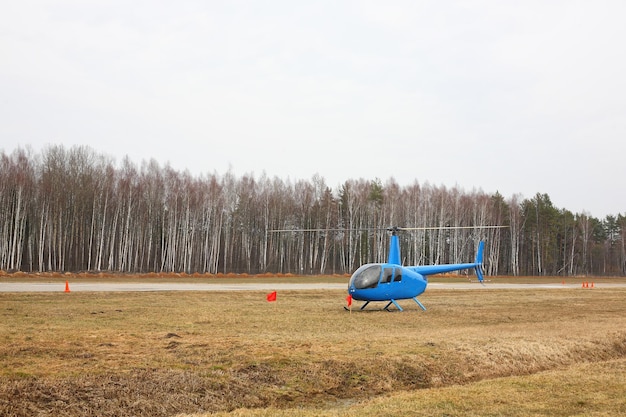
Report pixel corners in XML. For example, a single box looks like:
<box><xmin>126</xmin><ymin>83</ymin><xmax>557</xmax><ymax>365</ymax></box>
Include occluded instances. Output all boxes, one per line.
<box><xmin>381</xmin><ymin>268</ymin><xmax>394</xmax><ymax>284</ymax></box>
<box><xmin>393</xmin><ymin>272</ymin><xmax>402</xmax><ymax>282</ymax></box>
<box><xmin>350</xmin><ymin>264</ymin><xmax>382</xmax><ymax>289</ymax></box>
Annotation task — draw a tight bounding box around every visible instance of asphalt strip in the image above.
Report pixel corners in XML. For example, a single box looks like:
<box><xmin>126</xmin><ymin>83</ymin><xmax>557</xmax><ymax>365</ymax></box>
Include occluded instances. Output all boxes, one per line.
<box><xmin>2</xmin><ymin>282</ymin><xmax>625</xmax><ymax>292</ymax></box>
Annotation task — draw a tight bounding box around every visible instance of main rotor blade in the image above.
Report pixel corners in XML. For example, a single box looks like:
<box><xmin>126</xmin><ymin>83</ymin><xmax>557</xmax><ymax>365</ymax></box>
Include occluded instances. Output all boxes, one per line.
<box><xmin>268</xmin><ymin>228</ymin><xmax>352</xmax><ymax>233</ymax></box>
<box><xmin>269</xmin><ymin>225</ymin><xmax>508</xmax><ymax>233</ymax></box>
<box><xmin>397</xmin><ymin>225</ymin><xmax>509</xmax><ymax>230</ymax></box>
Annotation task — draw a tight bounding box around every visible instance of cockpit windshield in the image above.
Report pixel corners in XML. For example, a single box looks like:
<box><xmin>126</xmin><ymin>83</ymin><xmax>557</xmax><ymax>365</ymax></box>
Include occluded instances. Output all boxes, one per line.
<box><xmin>349</xmin><ymin>264</ymin><xmax>382</xmax><ymax>289</ymax></box>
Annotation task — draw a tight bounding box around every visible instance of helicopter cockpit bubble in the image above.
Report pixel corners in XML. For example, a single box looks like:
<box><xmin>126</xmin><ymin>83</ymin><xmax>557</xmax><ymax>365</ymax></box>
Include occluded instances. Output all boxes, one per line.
<box><xmin>349</xmin><ymin>264</ymin><xmax>382</xmax><ymax>289</ymax></box>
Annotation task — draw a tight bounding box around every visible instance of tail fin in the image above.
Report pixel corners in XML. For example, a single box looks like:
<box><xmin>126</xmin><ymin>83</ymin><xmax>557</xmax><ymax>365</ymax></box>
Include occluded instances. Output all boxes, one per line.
<box><xmin>475</xmin><ymin>241</ymin><xmax>485</xmax><ymax>284</ymax></box>
<box><xmin>475</xmin><ymin>240</ymin><xmax>484</xmax><ymax>264</ymax></box>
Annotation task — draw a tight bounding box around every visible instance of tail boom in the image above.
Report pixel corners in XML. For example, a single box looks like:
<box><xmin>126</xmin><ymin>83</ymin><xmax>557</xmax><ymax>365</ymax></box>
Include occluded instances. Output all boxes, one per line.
<box><xmin>409</xmin><ymin>241</ymin><xmax>485</xmax><ymax>282</ymax></box>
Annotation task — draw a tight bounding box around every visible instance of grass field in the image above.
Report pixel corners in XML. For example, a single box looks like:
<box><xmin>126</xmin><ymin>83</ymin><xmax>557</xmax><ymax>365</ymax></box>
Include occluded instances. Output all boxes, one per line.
<box><xmin>1</xmin><ymin>277</ymin><xmax>625</xmax><ymax>416</ymax></box>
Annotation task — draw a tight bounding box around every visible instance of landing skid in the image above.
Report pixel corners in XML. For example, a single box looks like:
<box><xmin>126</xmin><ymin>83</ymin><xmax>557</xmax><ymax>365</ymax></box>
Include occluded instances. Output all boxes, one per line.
<box><xmin>412</xmin><ymin>297</ymin><xmax>427</xmax><ymax>311</ymax></box>
<box><xmin>383</xmin><ymin>299</ymin><xmax>403</xmax><ymax>311</ymax></box>
<box><xmin>345</xmin><ymin>298</ymin><xmax>427</xmax><ymax>312</ymax></box>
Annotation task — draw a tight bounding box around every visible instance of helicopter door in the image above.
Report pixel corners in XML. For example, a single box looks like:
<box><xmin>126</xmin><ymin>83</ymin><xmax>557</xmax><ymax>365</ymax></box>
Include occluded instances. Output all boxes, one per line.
<box><xmin>393</xmin><ymin>269</ymin><xmax>402</xmax><ymax>282</ymax></box>
<box><xmin>381</xmin><ymin>267</ymin><xmax>394</xmax><ymax>284</ymax></box>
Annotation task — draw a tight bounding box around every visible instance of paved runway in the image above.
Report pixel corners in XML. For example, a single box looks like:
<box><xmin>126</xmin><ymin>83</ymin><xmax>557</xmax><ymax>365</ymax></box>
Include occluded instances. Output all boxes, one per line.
<box><xmin>2</xmin><ymin>281</ymin><xmax>625</xmax><ymax>292</ymax></box>
<box><xmin>3</xmin><ymin>282</ymin><xmax>346</xmax><ymax>292</ymax></box>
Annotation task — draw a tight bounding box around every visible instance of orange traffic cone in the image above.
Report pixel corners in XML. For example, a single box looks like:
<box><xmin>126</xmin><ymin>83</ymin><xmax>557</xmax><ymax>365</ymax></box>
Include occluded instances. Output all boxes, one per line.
<box><xmin>64</xmin><ymin>280</ymin><xmax>70</xmax><ymax>293</ymax></box>
<box><xmin>591</xmin><ymin>282</ymin><xmax>595</xmax><ymax>289</ymax></box>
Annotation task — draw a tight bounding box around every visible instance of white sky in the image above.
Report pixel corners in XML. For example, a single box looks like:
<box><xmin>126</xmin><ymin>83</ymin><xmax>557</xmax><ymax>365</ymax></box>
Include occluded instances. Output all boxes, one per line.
<box><xmin>2</xmin><ymin>1</ymin><xmax>625</xmax><ymax>218</ymax></box>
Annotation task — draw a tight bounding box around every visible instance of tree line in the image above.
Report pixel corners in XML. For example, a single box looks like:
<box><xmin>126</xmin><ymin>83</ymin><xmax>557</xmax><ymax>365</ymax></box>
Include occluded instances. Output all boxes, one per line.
<box><xmin>1</xmin><ymin>145</ymin><xmax>624</xmax><ymax>276</ymax></box>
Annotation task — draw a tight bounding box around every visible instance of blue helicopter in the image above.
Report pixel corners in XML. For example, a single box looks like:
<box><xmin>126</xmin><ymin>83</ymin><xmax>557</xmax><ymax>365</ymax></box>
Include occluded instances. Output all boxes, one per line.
<box><xmin>347</xmin><ymin>226</ymin><xmax>488</xmax><ymax>312</ymax></box>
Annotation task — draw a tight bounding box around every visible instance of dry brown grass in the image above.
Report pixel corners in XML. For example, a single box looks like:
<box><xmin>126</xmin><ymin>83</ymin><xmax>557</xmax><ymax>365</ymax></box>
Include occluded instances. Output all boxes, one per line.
<box><xmin>201</xmin><ymin>359</ymin><xmax>626</xmax><ymax>417</ymax></box>
<box><xmin>1</xmin><ymin>280</ymin><xmax>625</xmax><ymax>416</ymax></box>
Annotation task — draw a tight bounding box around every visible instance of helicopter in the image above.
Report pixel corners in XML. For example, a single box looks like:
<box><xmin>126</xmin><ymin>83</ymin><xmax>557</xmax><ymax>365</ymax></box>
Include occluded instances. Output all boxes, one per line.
<box><xmin>347</xmin><ymin>226</ymin><xmax>488</xmax><ymax>312</ymax></box>
<box><xmin>271</xmin><ymin>226</ymin><xmax>508</xmax><ymax>311</ymax></box>
<box><xmin>271</xmin><ymin>225</ymin><xmax>504</xmax><ymax>311</ymax></box>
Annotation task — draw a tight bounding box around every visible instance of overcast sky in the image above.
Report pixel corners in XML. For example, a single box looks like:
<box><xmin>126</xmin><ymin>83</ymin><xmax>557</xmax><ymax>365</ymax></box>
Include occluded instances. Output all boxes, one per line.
<box><xmin>2</xmin><ymin>1</ymin><xmax>625</xmax><ymax>218</ymax></box>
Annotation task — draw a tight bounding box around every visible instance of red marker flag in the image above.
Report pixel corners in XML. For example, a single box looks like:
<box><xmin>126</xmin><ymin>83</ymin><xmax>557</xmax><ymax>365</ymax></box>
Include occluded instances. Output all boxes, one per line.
<box><xmin>266</xmin><ymin>291</ymin><xmax>277</xmax><ymax>302</ymax></box>
<box><xmin>346</xmin><ymin>294</ymin><xmax>352</xmax><ymax>307</ymax></box>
